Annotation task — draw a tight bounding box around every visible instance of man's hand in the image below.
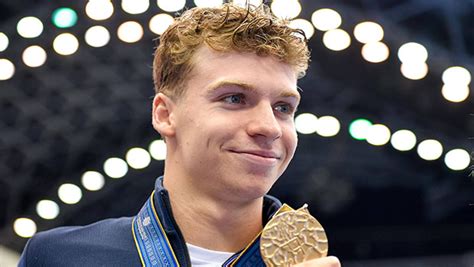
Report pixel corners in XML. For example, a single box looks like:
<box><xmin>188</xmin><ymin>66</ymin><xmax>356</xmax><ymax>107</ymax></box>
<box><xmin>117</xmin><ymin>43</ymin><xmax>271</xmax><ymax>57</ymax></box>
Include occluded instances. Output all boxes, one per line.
<box><xmin>292</xmin><ymin>256</ymin><xmax>341</xmax><ymax>267</ymax></box>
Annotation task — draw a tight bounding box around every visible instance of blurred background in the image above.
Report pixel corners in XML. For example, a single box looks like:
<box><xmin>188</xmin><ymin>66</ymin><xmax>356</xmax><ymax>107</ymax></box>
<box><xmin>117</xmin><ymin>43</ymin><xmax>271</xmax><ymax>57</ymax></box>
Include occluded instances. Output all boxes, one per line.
<box><xmin>0</xmin><ymin>0</ymin><xmax>473</xmax><ymax>266</ymax></box>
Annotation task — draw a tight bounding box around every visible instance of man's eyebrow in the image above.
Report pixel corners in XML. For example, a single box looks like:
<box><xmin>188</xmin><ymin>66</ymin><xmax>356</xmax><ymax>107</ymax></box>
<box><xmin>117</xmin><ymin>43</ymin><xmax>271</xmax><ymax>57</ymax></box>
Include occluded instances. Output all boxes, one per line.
<box><xmin>207</xmin><ymin>80</ymin><xmax>301</xmax><ymax>101</ymax></box>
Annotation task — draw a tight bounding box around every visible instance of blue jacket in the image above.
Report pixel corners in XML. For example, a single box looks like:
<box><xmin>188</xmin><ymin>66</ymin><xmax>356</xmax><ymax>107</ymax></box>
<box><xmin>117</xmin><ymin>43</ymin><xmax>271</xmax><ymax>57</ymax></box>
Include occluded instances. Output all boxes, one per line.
<box><xmin>19</xmin><ymin>177</ymin><xmax>282</xmax><ymax>266</ymax></box>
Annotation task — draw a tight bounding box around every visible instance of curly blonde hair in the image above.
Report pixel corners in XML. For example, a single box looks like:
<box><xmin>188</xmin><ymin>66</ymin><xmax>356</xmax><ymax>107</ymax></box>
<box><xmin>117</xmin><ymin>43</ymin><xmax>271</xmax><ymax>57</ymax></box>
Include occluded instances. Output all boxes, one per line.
<box><xmin>153</xmin><ymin>3</ymin><xmax>310</xmax><ymax>98</ymax></box>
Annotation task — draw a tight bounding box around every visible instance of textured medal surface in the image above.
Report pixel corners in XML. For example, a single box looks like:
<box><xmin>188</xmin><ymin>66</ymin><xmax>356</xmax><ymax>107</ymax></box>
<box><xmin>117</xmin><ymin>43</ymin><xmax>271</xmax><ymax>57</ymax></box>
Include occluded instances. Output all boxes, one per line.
<box><xmin>260</xmin><ymin>205</ymin><xmax>328</xmax><ymax>266</ymax></box>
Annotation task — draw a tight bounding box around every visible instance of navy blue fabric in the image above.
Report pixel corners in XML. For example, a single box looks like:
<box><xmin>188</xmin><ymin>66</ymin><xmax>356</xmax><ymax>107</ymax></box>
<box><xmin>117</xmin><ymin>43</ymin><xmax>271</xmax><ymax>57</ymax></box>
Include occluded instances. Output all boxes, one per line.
<box><xmin>19</xmin><ymin>176</ymin><xmax>282</xmax><ymax>266</ymax></box>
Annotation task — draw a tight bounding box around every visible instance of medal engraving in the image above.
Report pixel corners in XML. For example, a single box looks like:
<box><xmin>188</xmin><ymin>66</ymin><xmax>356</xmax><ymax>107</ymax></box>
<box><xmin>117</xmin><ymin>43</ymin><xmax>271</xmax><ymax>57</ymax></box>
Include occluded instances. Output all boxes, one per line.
<box><xmin>260</xmin><ymin>204</ymin><xmax>328</xmax><ymax>266</ymax></box>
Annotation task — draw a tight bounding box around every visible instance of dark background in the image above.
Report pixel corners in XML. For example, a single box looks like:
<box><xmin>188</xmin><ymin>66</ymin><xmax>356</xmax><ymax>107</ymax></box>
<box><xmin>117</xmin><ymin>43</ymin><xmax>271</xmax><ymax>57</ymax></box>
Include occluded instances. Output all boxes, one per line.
<box><xmin>0</xmin><ymin>0</ymin><xmax>473</xmax><ymax>266</ymax></box>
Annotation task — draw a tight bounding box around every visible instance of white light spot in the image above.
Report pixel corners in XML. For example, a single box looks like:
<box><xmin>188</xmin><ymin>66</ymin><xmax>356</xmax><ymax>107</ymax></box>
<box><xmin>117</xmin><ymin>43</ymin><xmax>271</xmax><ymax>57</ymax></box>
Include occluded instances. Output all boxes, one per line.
<box><xmin>53</xmin><ymin>33</ymin><xmax>79</xmax><ymax>56</ymax></box>
<box><xmin>417</xmin><ymin>139</ymin><xmax>443</xmax><ymax>161</ymax></box>
<box><xmin>117</xmin><ymin>21</ymin><xmax>144</xmax><ymax>43</ymax></box>
<box><xmin>126</xmin><ymin>147</ymin><xmax>151</xmax><ymax>169</ymax></box>
<box><xmin>0</xmin><ymin>32</ymin><xmax>9</xmax><ymax>52</ymax></box>
<box><xmin>361</xmin><ymin>42</ymin><xmax>389</xmax><ymax>63</ymax></box>
<box><xmin>81</xmin><ymin>171</ymin><xmax>105</xmax><ymax>191</ymax></box>
<box><xmin>36</xmin><ymin>200</ymin><xmax>60</xmax><ymax>220</ymax></box>
<box><xmin>13</xmin><ymin>218</ymin><xmax>37</xmax><ymax>238</ymax></box>
<box><xmin>232</xmin><ymin>0</ymin><xmax>263</xmax><ymax>8</ymax></box>
<box><xmin>271</xmin><ymin>0</ymin><xmax>301</xmax><ymax>19</ymax></box>
<box><xmin>289</xmin><ymin>19</ymin><xmax>314</xmax><ymax>39</ymax></box>
<box><xmin>311</xmin><ymin>8</ymin><xmax>341</xmax><ymax>31</ymax></box>
<box><xmin>390</xmin><ymin>129</ymin><xmax>417</xmax><ymax>151</ymax></box>
<box><xmin>316</xmin><ymin>116</ymin><xmax>340</xmax><ymax>137</ymax></box>
<box><xmin>353</xmin><ymin>21</ymin><xmax>384</xmax><ymax>43</ymax></box>
<box><xmin>442</xmin><ymin>66</ymin><xmax>471</xmax><ymax>86</ymax></box>
<box><xmin>397</xmin><ymin>42</ymin><xmax>428</xmax><ymax>64</ymax></box>
<box><xmin>149</xmin><ymin>13</ymin><xmax>175</xmax><ymax>35</ymax></box>
<box><xmin>58</xmin><ymin>183</ymin><xmax>83</xmax><ymax>204</ymax></box>
<box><xmin>441</xmin><ymin>84</ymin><xmax>470</xmax><ymax>103</ymax></box>
<box><xmin>85</xmin><ymin>26</ymin><xmax>111</xmax><ymax>47</ymax></box>
<box><xmin>86</xmin><ymin>0</ymin><xmax>114</xmax><ymax>21</ymax></box>
<box><xmin>323</xmin><ymin>29</ymin><xmax>351</xmax><ymax>51</ymax></box>
<box><xmin>444</xmin><ymin>148</ymin><xmax>471</xmax><ymax>171</ymax></box>
<box><xmin>103</xmin><ymin>157</ymin><xmax>128</xmax><ymax>178</ymax></box>
<box><xmin>0</xmin><ymin>59</ymin><xmax>15</xmax><ymax>81</ymax></box>
<box><xmin>17</xmin><ymin>16</ymin><xmax>43</xmax><ymax>38</ymax></box>
<box><xmin>400</xmin><ymin>62</ymin><xmax>428</xmax><ymax>80</ymax></box>
<box><xmin>22</xmin><ymin>45</ymin><xmax>47</xmax><ymax>67</ymax></box>
<box><xmin>122</xmin><ymin>0</ymin><xmax>149</xmax><ymax>14</ymax></box>
<box><xmin>157</xmin><ymin>0</ymin><xmax>186</xmax><ymax>12</ymax></box>
<box><xmin>295</xmin><ymin>113</ymin><xmax>318</xmax><ymax>134</ymax></box>
<box><xmin>149</xmin><ymin>140</ymin><xmax>167</xmax><ymax>160</ymax></box>
<box><xmin>193</xmin><ymin>0</ymin><xmax>223</xmax><ymax>8</ymax></box>
<box><xmin>366</xmin><ymin>124</ymin><xmax>391</xmax><ymax>146</ymax></box>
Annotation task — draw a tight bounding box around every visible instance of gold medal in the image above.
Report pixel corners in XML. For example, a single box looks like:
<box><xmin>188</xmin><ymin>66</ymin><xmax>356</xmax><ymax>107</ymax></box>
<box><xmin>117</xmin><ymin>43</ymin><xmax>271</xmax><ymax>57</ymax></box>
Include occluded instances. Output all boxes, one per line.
<box><xmin>260</xmin><ymin>204</ymin><xmax>328</xmax><ymax>266</ymax></box>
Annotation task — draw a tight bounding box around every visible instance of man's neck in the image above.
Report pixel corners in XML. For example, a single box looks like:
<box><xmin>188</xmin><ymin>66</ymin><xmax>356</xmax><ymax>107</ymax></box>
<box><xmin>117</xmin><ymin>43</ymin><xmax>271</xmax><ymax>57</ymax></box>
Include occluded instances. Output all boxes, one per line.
<box><xmin>163</xmin><ymin>175</ymin><xmax>264</xmax><ymax>253</ymax></box>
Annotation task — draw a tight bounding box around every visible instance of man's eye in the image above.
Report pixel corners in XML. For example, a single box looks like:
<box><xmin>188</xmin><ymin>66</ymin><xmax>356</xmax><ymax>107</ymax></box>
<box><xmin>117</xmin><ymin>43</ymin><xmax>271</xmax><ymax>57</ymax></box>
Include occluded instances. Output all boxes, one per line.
<box><xmin>223</xmin><ymin>94</ymin><xmax>244</xmax><ymax>104</ymax></box>
<box><xmin>274</xmin><ymin>103</ymin><xmax>293</xmax><ymax>114</ymax></box>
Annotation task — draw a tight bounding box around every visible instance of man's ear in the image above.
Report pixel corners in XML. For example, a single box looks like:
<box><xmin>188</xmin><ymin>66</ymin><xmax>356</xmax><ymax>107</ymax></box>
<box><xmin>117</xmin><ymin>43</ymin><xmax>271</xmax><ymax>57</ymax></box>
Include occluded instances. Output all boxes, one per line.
<box><xmin>152</xmin><ymin>93</ymin><xmax>176</xmax><ymax>138</ymax></box>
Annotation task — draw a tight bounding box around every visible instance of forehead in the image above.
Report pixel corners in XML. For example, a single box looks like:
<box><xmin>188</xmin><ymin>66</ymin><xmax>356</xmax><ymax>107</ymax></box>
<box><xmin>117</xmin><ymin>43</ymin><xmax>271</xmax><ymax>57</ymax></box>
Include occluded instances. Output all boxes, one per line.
<box><xmin>186</xmin><ymin>45</ymin><xmax>299</xmax><ymax>97</ymax></box>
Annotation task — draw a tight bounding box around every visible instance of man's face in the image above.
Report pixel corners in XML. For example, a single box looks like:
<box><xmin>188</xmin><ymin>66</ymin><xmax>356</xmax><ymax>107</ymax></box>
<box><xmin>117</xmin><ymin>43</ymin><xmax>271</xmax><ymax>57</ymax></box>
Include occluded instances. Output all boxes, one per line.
<box><xmin>166</xmin><ymin>46</ymin><xmax>299</xmax><ymax>202</ymax></box>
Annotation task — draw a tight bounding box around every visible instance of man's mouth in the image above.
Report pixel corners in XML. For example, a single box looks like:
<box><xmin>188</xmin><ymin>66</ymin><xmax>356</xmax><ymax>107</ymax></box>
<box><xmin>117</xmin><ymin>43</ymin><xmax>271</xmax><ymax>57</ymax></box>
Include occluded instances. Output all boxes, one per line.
<box><xmin>229</xmin><ymin>149</ymin><xmax>281</xmax><ymax>166</ymax></box>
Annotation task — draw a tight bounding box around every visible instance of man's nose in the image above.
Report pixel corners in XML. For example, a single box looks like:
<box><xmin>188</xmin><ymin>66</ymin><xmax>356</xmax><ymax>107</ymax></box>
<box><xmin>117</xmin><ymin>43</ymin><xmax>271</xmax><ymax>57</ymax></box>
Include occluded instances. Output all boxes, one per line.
<box><xmin>246</xmin><ymin>103</ymin><xmax>282</xmax><ymax>141</ymax></box>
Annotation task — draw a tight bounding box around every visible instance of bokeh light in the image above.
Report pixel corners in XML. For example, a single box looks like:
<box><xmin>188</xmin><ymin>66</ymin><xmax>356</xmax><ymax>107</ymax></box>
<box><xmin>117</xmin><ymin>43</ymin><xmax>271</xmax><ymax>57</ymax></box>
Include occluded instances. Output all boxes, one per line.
<box><xmin>117</xmin><ymin>21</ymin><xmax>143</xmax><ymax>43</ymax></box>
<box><xmin>361</xmin><ymin>42</ymin><xmax>389</xmax><ymax>63</ymax></box>
<box><xmin>0</xmin><ymin>59</ymin><xmax>15</xmax><ymax>81</ymax></box>
<box><xmin>86</xmin><ymin>0</ymin><xmax>114</xmax><ymax>21</ymax></box>
<box><xmin>353</xmin><ymin>21</ymin><xmax>384</xmax><ymax>43</ymax></box>
<box><xmin>149</xmin><ymin>140</ymin><xmax>167</xmax><ymax>160</ymax></box>
<box><xmin>53</xmin><ymin>33</ymin><xmax>79</xmax><ymax>55</ymax></box>
<box><xmin>194</xmin><ymin>0</ymin><xmax>223</xmax><ymax>8</ymax></box>
<box><xmin>126</xmin><ymin>147</ymin><xmax>151</xmax><ymax>169</ymax></box>
<box><xmin>81</xmin><ymin>171</ymin><xmax>105</xmax><ymax>191</ymax></box>
<box><xmin>442</xmin><ymin>66</ymin><xmax>471</xmax><ymax>86</ymax></box>
<box><xmin>13</xmin><ymin>218</ymin><xmax>37</xmax><ymax>238</ymax></box>
<box><xmin>0</xmin><ymin>32</ymin><xmax>9</xmax><ymax>52</ymax></box>
<box><xmin>58</xmin><ymin>183</ymin><xmax>83</xmax><ymax>204</ymax></box>
<box><xmin>400</xmin><ymin>62</ymin><xmax>428</xmax><ymax>80</ymax></box>
<box><xmin>157</xmin><ymin>0</ymin><xmax>186</xmax><ymax>12</ymax></box>
<box><xmin>36</xmin><ymin>200</ymin><xmax>60</xmax><ymax>220</ymax></box>
<box><xmin>232</xmin><ymin>0</ymin><xmax>263</xmax><ymax>7</ymax></box>
<box><xmin>323</xmin><ymin>29</ymin><xmax>351</xmax><ymax>51</ymax></box>
<box><xmin>17</xmin><ymin>16</ymin><xmax>43</xmax><ymax>38</ymax></box>
<box><xmin>390</xmin><ymin>129</ymin><xmax>417</xmax><ymax>151</ymax></box>
<box><xmin>366</xmin><ymin>124</ymin><xmax>391</xmax><ymax>146</ymax></box>
<box><xmin>417</xmin><ymin>139</ymin><xmax>443</xmax><ymax>161</ymax></box>
<box><xmin>289</xmin><ymin>19</ymin><xmax>314</xmax><ymax>39</ymax></box>
<box><xmin>295</xmin><ymin>113</ymin><xmax>318</xmax><ymax>134</ymax></box>
<box><xmin>22</xmin><ymin>45</ymin><xmax>47</xmax><ymax>68</ymax></box>
<box><xmin>397</xmin><ymin>42</ymin><xmax>428</xmax><ymax>64</ymax></box>
<box><xmin>52</xmin><ymin>7</ymin><xmax>78</xmax><ymax>28</ymax></box>
<box><xmin>85</xmin><ymin>26</ymin><xmax>110</xmax><ymax>47</ymax></box>
<box><xmin>149</xmin><ymin>13</ymin><xmax>175</xmax><ymax>35</ymax></box>
<box><xmin>311</xmin><ymin>8</ymin><xmax>341</xmax><ymax>31</ymax></box>
<box><xmin>444</xmin><ymin>148</ymin><xmax>471</xmax><ymax>171</ymax></box>
<box><xmin>271</xmin><ymin>0</ymin><xmax>301</xmax><ymax>19</ymax></box>
<box><xmin>122</xmin><ymin>0</ymin><xmax>149</xmax><ymax>14</ymax></box>
<box><xmin>103</xmin><ymin>157</ymin><xmax>128</xmax><ymax>178</ymax></box>
<box><xmin>441</xmin><ymin>84</ymin><xmax>470</xmax><ymax>103</ymax></box>
<box><xmin>349</xmin><ymin>119</ymin><xmax>372</xmax><ymax>140</ymax></box>
<box><xmin>316</xmin><ymin>116</ymin><xmax>340</xmax><ymax>137</ymax></box>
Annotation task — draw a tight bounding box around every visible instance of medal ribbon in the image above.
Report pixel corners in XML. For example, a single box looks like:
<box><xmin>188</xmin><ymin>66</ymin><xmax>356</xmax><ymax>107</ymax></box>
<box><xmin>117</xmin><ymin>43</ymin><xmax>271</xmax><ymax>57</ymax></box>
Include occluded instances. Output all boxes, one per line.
<box><xmin>132</xmin><ymin>191</ymin><xmax>266</xmax><ymax>267</ymax></box>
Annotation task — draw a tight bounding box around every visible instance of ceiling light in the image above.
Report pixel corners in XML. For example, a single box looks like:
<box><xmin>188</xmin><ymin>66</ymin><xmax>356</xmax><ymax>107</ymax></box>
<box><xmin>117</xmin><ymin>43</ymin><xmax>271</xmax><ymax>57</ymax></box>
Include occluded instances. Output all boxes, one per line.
<box><xmin>353</xmin><ymin>21</ymin><xmax>384</xmax><ymax>43</ymax></box>
<box><xmin>311</xmin><ymin>8</ymin><xmax>341</xmax><ymax>31</ymax></box>
<box><xmin>323</xmin><ymin>29</ymin><xmax>351</xmax><ymax>51</ymax></box>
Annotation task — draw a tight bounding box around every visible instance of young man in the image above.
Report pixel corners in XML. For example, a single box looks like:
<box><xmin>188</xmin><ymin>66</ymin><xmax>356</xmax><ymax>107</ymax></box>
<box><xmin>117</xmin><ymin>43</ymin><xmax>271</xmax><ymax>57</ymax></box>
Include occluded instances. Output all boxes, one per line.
<box><xmin>19</xmin><ymin>3</ymin><xmax>340</xmax><ymax>267</ymax></box>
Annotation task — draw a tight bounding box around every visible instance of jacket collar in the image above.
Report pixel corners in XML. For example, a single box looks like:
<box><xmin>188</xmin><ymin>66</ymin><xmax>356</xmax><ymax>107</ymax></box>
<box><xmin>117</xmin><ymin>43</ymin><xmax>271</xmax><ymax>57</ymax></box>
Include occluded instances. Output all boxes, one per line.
<box><xmin>151</xmin><ymin>176</ymin><xmax>282</xmax><ymax>265</ymax></box>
